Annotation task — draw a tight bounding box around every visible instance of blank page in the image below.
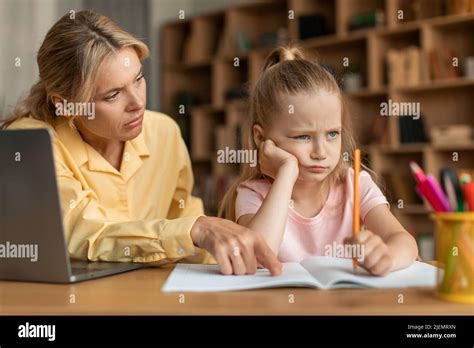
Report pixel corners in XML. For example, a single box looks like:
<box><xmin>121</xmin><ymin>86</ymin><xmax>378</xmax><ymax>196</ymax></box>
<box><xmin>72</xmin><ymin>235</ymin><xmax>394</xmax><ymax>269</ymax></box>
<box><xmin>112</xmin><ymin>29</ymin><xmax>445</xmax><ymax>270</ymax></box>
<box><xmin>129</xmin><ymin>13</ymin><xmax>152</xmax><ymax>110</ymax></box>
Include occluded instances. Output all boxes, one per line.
<box><xmin>300</xmin><ymin>257</ymin><xmax>437</xmax><ymax>289</ymax></box>
<box><xmin>161</xmin><ymin>263</ymin><xmax>317</xmax><ymax>292</ymax></box>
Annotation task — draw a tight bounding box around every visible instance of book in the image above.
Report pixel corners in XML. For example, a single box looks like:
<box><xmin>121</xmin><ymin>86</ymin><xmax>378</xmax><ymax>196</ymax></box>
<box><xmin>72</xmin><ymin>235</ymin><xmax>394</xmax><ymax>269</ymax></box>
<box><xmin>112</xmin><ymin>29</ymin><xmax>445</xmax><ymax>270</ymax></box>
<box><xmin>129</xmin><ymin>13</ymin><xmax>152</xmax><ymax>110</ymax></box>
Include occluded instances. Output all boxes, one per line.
<box><xmin>398</xmin><ymin>116</ymin><xmax>428</xmax><ymax>144</ymax></box>
<box><xmin>387</xmin><ymin>46</ymin><xmax>423</xmax><ymax>87</ymax></box>
<box><xmin>429</xmin><ymin>48</ymin><xmax>461</xmax><ymax>80</ymax></box>
<box><xmin>387</xmin><ymin>49</ymin><xmax>405</xmax><ymax>87</ymax></box>
<box><xmin>348</xmin><ymin>10</ymin><xmax>385</xmax><ymax>31</ymax></box>
<box><xmin>382</xmin><ymin>173</ymin><xmax>423</xmax><ymax>205</ymax></box>
<box><xmin>405</xmin><ymin>46</ymin><xmax>421</xmax><ymax>86</ymax></box>
<box><xmin>161</xmin><ymin>256</ymin><xmax>437</xmax><ymax>292</ymax></box>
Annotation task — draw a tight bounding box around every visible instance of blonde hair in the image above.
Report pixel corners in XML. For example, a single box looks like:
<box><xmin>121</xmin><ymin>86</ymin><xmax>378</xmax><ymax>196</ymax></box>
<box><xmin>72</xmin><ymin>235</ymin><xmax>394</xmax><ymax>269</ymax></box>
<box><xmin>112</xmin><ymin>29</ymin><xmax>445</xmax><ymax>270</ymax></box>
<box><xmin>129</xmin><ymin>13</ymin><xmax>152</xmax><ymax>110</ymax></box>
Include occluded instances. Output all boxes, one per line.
<box><xmin>218</xmin><ymin>45</ymin><xmax>359</xmax><ymax>221</ymax></box>
<box><xmin>1</xmin><ymin>10</ymin><xmax>149</xmax><ymax>129</ymax></box>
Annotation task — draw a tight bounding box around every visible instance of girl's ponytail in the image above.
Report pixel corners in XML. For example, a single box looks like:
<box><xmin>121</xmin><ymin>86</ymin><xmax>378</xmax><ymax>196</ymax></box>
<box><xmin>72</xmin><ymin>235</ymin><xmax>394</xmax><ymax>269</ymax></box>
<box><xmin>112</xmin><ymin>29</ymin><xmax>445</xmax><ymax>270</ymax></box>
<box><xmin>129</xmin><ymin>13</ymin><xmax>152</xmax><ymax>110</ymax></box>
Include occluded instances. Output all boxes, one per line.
<box><xmin>262</xmin><ymin>45</ymin><xmax>308</xmax><ymax>71</ymax></box>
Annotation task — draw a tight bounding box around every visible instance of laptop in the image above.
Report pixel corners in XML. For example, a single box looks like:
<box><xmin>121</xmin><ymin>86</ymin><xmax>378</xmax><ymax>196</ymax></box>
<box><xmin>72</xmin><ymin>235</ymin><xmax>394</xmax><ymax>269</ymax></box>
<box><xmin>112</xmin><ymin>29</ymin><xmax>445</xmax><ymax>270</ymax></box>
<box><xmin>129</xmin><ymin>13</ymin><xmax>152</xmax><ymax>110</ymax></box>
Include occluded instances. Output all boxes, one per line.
<box><xmin>0</xmin><ymin>128</ymin><xmax>144</xmax><ymax>283</ymax></box>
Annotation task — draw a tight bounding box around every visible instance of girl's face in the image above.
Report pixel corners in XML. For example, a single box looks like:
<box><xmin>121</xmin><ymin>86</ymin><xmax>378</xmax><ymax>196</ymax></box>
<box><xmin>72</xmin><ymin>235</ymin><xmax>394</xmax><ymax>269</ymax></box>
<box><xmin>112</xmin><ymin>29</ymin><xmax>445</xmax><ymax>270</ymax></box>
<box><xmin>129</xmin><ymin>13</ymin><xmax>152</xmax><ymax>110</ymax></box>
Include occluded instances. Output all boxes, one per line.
<box><xmin>264</xmin><ymin>91</ymin><xmax>342</xmax><ymax>182</ymax></box>
<box><xmin>75</xmin><ymin>47</ymin><xmax>147</xmax><ymax>142</ymax></box>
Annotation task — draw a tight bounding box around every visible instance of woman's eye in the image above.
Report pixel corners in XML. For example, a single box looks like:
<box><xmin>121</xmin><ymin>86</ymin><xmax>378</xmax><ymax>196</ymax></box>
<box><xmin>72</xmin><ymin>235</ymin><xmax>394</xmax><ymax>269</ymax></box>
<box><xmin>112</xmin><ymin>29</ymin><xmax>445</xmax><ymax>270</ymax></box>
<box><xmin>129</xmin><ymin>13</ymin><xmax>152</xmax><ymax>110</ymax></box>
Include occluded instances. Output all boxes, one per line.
<box><xmin>327</xmin><ymin>131</ymin><xmax>339</xmax><ymax>139</ymax></box>
<box><xmin>136</xmin><ymin>73</ymin><xmax>145</xmax><ymax>82</ymax></box>
<box><xmin>105</xmin><ymin>92</ymin><xmax>119</xmax><ymax>102</ymax></box>
<box><xmin>293</xmin><ymin>135</ymin><xmax>310</xmax><ymax>140</ymax></box>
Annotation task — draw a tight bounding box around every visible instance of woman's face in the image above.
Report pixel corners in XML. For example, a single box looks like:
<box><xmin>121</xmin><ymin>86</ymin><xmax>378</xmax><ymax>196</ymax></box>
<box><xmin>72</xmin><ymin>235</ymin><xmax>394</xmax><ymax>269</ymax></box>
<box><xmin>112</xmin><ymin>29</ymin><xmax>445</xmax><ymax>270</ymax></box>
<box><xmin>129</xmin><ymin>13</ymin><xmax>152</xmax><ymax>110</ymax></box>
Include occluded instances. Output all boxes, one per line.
<box><xmin>264</xmin><ymin>91</ymin><xmax>342</xmax><ymax>182</ymax></box>
<box><xmin>75</xmin><ymin>47</ymin><xmax>146</xmax><ymax>142</ymax></box>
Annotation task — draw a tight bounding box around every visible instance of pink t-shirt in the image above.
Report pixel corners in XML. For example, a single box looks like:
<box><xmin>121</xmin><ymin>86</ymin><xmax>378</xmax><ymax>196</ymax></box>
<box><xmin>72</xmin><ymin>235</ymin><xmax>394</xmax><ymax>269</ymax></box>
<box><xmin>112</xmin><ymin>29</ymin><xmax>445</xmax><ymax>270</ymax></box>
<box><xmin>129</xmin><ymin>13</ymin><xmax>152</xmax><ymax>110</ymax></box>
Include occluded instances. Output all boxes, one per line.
<box><xmin>235</xmin><ymin>168</ymin><xmax>389</xmax><ymax>262</ymax></box>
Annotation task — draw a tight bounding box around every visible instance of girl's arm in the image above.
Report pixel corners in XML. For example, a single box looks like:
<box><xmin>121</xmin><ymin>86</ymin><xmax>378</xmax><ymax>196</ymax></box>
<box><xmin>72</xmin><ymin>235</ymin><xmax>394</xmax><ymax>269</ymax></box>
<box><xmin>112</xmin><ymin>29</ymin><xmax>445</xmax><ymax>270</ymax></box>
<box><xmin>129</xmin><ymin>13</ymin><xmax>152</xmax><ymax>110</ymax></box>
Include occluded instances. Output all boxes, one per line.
<box><xmin>363</xmin><ymin>204</ymin><xmax>419</xmax><ymax>272</ymax></box>
<box><xmin>347</xmin><ymin>204</ymin><xmax>419</xmax><ymax>276</ymax></box>
<box><xmin>237</xmin><ymin>140</ymin><xmax>299</xmax><ymax>255</ymax></box>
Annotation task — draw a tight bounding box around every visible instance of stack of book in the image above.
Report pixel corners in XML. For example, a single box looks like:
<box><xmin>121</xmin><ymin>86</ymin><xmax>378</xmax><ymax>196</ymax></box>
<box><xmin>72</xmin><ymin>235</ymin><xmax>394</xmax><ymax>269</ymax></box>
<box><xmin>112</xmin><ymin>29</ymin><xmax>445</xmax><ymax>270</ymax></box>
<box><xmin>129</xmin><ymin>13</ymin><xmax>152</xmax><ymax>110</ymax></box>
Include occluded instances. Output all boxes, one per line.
<box><xmin>398</xmin><ymin>116</ymin><xmax>429</xmax><ymax>144</ymax></box>
<box><xmin>429</xmin><ymin>48</ymin><xmax>461</xmax><ymax>80</ymax></box>
<box><xmin>386</xmin><ymin>46</ymin><xmax>427</xmax><ymax>86</ymax></box>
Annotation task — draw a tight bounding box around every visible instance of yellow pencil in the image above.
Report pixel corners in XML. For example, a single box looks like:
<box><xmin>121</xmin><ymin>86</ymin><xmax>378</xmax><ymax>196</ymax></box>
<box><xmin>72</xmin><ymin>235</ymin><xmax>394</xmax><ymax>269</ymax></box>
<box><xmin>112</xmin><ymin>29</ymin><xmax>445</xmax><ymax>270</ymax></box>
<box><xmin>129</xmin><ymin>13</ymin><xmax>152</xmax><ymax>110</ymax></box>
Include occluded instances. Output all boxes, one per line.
<box><xmin>353</xmin><ymin>149</ymin><xmax>361</xmax><ymax>274</ymax></box>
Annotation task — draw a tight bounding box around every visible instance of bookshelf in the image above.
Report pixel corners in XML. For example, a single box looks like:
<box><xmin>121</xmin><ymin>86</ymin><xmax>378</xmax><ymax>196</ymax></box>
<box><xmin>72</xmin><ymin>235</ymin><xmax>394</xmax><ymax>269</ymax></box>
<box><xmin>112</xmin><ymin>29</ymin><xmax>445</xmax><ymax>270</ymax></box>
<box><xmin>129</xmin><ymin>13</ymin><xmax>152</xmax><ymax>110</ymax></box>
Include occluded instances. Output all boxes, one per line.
<box><xmin>160</xmin><ymin>0</ymin><xmax>474</xmax><ymax>255</ymax></box>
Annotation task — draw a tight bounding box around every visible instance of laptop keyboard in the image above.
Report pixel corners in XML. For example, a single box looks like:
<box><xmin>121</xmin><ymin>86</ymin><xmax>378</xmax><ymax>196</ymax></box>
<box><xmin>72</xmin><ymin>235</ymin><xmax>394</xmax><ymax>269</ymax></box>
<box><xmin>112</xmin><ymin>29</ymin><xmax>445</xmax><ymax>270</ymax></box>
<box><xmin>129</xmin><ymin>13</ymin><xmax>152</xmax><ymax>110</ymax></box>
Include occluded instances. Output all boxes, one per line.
<box><xmin>71</xmin><ymin>261</ymin><xmax>120</xmax><ymax>275</ymax></box>
<box><xmin>69</xmin><ymin>261</ymin><xmax>143</xmax><ymax>277</ymax></box>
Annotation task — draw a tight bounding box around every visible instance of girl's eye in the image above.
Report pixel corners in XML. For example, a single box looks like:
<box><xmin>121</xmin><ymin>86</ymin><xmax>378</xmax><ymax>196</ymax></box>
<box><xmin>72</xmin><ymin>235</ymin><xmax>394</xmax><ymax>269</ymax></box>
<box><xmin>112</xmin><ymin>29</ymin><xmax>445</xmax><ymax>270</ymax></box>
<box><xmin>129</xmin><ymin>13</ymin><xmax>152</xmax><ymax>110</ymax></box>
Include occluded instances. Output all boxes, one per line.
<box><xmin>105</xmin><ymin>92</ymin><xmax>119</xmax><ymax>102</ymax></box>
<box><xmin>327</xmin><ymin>131</ymin><xmax>339</xmax><ymax>139</ymax></box>
<box><xmin>293</xmin><ymin>135</ymin><xmax>311</xmax><ymax>140</ymax></box>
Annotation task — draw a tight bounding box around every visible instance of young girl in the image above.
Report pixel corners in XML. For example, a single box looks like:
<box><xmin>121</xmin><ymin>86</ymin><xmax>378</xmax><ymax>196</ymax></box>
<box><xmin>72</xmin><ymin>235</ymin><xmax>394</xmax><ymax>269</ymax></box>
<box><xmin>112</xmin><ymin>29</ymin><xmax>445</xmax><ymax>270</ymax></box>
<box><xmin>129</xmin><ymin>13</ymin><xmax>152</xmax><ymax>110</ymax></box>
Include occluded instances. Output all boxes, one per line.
<box><xmin>219</xmin><ymin>46</ymin><xmax>418</xmax><ymax>276</ymax></box>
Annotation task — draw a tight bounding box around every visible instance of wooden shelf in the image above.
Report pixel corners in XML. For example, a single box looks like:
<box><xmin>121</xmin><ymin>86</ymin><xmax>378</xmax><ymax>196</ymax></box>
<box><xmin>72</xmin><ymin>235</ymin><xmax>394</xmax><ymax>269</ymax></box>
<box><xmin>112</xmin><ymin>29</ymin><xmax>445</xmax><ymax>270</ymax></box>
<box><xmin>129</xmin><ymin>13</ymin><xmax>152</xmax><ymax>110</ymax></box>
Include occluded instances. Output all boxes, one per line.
<box><xmin>372</xmin><ymin>142</ymin><xmax>474</xmax><ymax>154</ymax></box>
<box><xmin>431</xmin><ymin>142</ymin><xmax>474</xmax><ymax>151</ymax></box>
<box><xmin>368</xmin><ymin>77</ymin><xmax>474</xmax><ymax>94</ymax></box>
<box><xmin>378</xmin><ymin>20</ymin><xmax>421</xmax><ymax>36</ymax></box>
<box><xmin>345</xmin><ymin>87</ymin><xmax>388</xmax><ymax>98</ymax></box>
<box><xmin>372</xmin><ymin>143</ymin><xmax>429</xmax><ymax>153</ymax></box>
<box><xmin>302</xmin><ymin>30</ymin><xmax>367</xmax><ymax>49</ymax></box>
<box><xmin>394</xmin><ymin>77</ymin><xmax>474</xmax><ymax>93</ymax></box>
<box><xmin>427</xmin><ymin>11</ymin><xmax>474</xmax><ymax>28</ymax></box>
<box><xmin>161</xmin><ymin>0</ymin><xmax>474</xmax><ymax>223</ymax></box>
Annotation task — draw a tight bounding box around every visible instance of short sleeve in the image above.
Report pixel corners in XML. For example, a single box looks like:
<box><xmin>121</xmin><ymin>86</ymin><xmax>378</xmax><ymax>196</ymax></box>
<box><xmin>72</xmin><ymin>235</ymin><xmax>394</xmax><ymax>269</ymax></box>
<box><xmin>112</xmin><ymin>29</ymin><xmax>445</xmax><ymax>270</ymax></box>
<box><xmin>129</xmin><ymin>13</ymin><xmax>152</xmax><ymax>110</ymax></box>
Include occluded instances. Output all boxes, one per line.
<box><xmin>359</xmin><ymin>170</ymin><xmax>390</xmax><ymax>221</ymax></box>
<box><xmin>235</xmin><ymin>182</ymin><xmax>266</xmax><ymax>222</ymax></box>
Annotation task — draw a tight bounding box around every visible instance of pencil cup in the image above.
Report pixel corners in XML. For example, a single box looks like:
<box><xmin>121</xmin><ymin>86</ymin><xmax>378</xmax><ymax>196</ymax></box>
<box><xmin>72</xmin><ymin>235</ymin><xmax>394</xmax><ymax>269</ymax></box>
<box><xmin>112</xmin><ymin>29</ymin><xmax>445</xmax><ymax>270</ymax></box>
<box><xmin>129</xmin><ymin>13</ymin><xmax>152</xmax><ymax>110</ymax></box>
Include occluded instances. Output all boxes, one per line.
<box><xmin>432</xmin><ymin>213</ymin><xmax>474</xmax><ymax>304</ymax></box>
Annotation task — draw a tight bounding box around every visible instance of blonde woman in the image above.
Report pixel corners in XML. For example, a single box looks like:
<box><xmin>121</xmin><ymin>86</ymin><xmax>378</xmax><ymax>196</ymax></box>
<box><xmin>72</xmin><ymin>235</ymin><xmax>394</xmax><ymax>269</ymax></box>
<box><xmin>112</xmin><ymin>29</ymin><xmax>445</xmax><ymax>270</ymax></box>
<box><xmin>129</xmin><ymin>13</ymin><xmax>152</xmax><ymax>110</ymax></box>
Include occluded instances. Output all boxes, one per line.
<box><xmin>2</xmin><ymin>11</ymin><xmax>281</xmax><ymax>276</ymax></box>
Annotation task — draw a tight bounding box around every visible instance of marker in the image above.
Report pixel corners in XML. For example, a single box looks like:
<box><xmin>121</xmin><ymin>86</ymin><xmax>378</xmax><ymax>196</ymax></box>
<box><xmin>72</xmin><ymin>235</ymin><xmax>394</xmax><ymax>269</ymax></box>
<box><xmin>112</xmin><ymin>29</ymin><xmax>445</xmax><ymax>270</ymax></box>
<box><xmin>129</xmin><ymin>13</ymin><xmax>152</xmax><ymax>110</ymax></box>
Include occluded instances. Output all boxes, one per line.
<box><xmin>461</xmin><ymin>174</ymin><xmax>474</xmax><ymax>212</ymax></box>
<box><xmin>409</xmin><ymin>161</ymin><xmax>452</xmax><ymax>212</ymax></box>
<box><xmin>441</xmin><ymin>168</ymin><xmax>464</xmax><ymax>212</ymax></box>
<box><xmin>464</xmin><ymin>186</ymin><xmax>474</xmax><ymax>211</ymax></box>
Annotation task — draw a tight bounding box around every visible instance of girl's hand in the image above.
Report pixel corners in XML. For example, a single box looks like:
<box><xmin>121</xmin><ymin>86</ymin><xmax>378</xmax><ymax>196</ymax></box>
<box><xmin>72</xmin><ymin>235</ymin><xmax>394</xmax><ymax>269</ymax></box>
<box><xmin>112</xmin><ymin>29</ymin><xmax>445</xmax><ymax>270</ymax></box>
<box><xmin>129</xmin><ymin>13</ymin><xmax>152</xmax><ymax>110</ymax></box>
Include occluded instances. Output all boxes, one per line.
<box><xmin>344</xmin><ymin>229</ymin><xmax>394</xmax><ymax>276</ymax></box>
<box><xmin>258</xmin><ymin>139</ymin><xmax>299</xmax><ymax>181</ymax></box>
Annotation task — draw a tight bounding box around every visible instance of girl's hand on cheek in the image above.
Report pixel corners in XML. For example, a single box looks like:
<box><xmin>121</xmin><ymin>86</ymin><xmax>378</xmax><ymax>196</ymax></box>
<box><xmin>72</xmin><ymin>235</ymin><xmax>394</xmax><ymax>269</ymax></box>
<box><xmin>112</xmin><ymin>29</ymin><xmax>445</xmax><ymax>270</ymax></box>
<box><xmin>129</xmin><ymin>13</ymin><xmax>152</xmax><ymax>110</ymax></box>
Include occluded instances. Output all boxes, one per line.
<box><xmin>258</xmin><ymin>139</ymin><xmax>299</xmax><ymax>181</ymax></box>
<box><xmin>344</xmin><ymin>229</ymin><xmax>394</xmax><ymax>276</ymax></box>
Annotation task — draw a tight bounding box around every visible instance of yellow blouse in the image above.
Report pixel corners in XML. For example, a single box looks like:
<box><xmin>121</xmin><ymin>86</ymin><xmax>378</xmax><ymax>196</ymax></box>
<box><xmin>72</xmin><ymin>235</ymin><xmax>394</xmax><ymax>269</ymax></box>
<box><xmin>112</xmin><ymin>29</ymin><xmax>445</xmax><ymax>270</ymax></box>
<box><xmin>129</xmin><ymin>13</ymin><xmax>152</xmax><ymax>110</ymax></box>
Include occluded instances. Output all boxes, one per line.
<box><xmin>9</xmin><ymin>110</ymin><xmax>215</xmax><ymax>265</ymax></box>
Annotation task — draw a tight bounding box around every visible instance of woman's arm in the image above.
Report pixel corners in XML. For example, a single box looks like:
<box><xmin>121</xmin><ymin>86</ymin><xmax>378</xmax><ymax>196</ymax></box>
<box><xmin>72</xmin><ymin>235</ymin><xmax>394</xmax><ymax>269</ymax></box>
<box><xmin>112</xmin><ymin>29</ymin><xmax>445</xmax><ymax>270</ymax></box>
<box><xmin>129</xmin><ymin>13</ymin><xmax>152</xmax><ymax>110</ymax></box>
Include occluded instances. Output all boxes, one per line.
<box><xmin>237</xmin><ymin>140</ymin><xmax>299</xmax><ymax>255</ymax></box>
<box><xmin>55</xmin><ymin>136</ymin><xmax>282</xmax><ymax>275</ymax></box>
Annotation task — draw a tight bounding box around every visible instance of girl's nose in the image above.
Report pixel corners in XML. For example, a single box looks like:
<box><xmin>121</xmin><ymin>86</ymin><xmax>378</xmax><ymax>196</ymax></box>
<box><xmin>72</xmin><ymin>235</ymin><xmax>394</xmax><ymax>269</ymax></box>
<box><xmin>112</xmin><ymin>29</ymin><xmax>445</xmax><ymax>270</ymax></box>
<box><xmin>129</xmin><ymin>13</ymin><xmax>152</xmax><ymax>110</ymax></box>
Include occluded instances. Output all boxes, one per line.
<box><xmin>311</xmin><ymin>141</ymin><xmax>326</xmax><ymax>160</ymax></box>
<box><xmin>310</xmin><ymin>152</ymin><xmax>326</xmax><ymax>160</ymax></box>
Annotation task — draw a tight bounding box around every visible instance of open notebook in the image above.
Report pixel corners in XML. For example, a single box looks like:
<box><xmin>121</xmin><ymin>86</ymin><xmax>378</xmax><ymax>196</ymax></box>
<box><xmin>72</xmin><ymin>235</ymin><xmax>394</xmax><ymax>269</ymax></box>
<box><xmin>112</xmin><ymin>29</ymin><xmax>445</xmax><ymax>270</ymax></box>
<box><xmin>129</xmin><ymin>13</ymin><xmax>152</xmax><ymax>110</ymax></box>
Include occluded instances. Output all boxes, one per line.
<box><xmin>162</xmin><ymin>256</ymin><xmax>437</xmax><ymax>292</ymax></box>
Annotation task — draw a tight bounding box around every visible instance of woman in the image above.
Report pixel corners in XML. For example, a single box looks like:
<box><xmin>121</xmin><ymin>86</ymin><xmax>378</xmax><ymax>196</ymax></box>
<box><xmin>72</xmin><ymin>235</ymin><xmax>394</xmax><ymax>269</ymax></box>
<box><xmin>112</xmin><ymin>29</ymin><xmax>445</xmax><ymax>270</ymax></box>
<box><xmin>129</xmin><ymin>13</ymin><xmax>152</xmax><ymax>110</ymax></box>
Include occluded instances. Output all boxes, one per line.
<box><xmin>2</xmin><ymin>10</ymin><xmax>281</xmax><ymax>276</ymax></box>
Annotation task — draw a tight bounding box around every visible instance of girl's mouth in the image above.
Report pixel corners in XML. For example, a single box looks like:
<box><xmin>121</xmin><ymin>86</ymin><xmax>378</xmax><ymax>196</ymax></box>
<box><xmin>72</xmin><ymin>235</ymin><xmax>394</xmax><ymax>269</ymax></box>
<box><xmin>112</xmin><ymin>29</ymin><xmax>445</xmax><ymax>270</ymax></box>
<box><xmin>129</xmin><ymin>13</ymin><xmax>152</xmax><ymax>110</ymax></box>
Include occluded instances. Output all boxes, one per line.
<box><xmin>305</xmin><ymin>165</ymin><xmax>328</xmax><ymax>173</ymax></box>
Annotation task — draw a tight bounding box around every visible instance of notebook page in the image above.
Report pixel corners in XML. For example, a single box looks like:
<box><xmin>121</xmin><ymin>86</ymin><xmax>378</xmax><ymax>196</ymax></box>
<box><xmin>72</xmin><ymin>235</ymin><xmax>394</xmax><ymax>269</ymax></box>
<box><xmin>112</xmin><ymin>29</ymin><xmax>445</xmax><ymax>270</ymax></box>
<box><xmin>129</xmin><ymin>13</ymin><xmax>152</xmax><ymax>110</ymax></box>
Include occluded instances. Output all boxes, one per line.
<box><xmin>161</xmin><ymin>263</ymin><xmax>318</xmax><ymax>292</ymax></box>
<box><xmin>300</xmin><ymin>256</ymin><xmax>437</xmax><ymax>289</ymax></box>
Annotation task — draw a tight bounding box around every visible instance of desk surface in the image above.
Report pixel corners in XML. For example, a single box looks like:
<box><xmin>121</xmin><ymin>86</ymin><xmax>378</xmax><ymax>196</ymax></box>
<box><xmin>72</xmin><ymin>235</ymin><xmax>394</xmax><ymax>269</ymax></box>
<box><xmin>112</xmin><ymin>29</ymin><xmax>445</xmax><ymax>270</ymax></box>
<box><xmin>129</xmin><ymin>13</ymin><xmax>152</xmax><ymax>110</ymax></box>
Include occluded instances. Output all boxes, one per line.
<box><xmin>1</xmin><ymin>265</ymin><xmax>473</xmax><ymax>315</ymax></box>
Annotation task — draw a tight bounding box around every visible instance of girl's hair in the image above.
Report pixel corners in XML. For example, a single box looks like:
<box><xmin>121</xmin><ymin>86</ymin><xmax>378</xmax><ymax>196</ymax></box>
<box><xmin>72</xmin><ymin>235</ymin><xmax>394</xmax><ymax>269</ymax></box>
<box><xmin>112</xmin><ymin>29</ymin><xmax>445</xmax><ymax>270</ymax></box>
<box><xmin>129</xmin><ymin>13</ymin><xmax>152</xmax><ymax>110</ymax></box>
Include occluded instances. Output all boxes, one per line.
<box><xmin>218</xmin><ymin>45</ymin><xmax>359</xmax><ymax>221</ymax></box>
<box><xmin>1</xmin><ymin>10</ymin><xmax>149</xmax><ymax>129</ymax></box>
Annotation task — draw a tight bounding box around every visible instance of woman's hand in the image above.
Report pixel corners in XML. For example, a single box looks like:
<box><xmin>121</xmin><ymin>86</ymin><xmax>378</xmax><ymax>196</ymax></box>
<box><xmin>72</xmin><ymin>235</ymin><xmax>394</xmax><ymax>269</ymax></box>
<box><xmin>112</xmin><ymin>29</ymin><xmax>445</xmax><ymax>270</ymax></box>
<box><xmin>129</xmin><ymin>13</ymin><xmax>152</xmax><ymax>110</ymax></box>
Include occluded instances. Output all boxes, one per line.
<box><xmin>190</xmin><ymin>216</ymin><xmax>282</xmax><ymax>276</ymax></box>
<box><xmin>344</xmin><ymin>229</ymin><xmax>394</xmax><ymax>276</ymax></box>
<box><xmin>258</xmin><ymin>139</ymin><xmax>299</xmax><ymax>182</ymax></box>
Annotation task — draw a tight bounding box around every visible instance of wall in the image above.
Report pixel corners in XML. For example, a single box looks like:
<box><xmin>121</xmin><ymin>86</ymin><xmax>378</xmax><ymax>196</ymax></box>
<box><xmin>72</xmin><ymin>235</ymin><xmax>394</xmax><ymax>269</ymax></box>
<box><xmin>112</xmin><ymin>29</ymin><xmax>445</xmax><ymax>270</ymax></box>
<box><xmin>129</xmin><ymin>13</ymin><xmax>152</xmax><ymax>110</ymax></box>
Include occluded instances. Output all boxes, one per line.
<box><xmin>0</xmin><ymin>0</ymin><xmax>250</xmax><ymax>118</ymax></box>
<box><xmin>0</xmin><ymin>0</ymin><xmax>82</xmax><ymax>119</ymax></box>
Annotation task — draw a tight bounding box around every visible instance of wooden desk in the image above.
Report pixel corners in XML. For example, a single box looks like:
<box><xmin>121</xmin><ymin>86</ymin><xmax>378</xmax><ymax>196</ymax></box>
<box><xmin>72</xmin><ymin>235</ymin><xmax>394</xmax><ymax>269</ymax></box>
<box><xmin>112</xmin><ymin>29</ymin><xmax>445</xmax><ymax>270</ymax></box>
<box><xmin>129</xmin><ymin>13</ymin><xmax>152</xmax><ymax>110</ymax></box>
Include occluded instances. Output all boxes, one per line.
<box><xmin>1</xmin><ymin>265</ymin><xmax>473</xmax><ymax>315</ymax></box>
